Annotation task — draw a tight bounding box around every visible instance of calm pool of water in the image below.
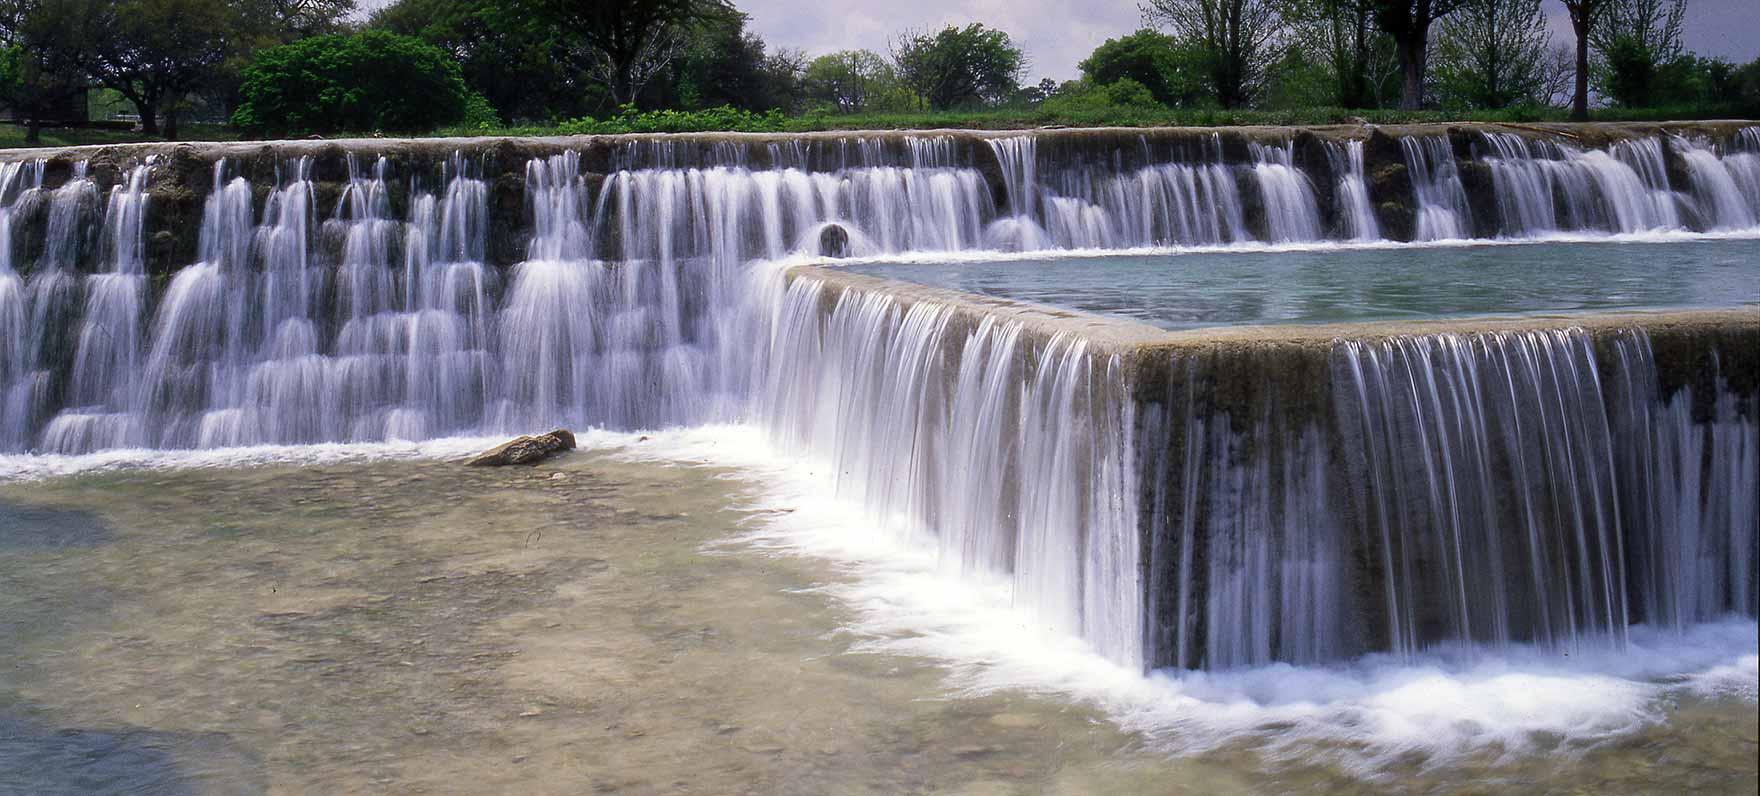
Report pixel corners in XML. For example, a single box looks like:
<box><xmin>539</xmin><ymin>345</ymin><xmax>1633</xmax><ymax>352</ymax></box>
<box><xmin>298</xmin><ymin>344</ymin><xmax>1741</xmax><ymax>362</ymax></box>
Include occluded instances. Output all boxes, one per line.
<box><xmin>842</xmin><ymin>237</ymin><xmax>1760</xmax><ymax>330</ymax></box>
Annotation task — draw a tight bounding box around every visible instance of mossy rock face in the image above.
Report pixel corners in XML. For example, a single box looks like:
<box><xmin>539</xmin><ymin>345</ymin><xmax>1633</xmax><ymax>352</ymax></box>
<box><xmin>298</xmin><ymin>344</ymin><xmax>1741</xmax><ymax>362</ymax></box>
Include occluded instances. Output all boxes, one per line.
<box><xmin>1292</xmin><ymin>131</ymin><xmax>1337</xmax><ymax>233</ymax></box>
<box><xmin>1455</xmin><ymin>161</ymin><xmax>1501</xmax><ymax>239</ymax></box>
<box><xmin>1236</xmin><ymin>168</ymin><xmax>1268</xmax><ymax>241</ymax></box>
<box><xmin>1375</xmin><ymin>200</ymin><xmax>1415</xmax><ymax>242</ymax></box>
<box><xmin>489</xmin><ymin>170</ymin><xmax>529</xmax><ymax>268</ymax></box>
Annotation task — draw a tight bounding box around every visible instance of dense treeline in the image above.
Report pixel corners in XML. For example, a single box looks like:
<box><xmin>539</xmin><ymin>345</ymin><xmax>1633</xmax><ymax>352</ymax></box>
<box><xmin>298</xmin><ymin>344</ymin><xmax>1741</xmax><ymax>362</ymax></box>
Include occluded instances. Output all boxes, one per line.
<box><xmin>0</xmin><ymin>0</ymin><xmax>1755</xmax><ymax>142</ymax></box>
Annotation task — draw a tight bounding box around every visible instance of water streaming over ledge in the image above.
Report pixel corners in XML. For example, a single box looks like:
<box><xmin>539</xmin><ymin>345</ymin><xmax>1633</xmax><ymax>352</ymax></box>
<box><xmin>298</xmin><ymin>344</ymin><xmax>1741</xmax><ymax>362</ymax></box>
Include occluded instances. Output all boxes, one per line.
<box><xmin>1</xmin><ymin>126</ymin><xmax>1757</xmax><ymax>675</ymax></box>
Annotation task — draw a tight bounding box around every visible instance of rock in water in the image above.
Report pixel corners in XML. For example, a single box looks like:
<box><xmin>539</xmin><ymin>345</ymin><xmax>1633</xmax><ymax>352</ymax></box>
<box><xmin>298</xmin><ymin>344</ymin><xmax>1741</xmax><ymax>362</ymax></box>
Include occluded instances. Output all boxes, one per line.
<box><xmin>818</xmin><ymin>224</ymin><xmax>850</xmax><ymax>258</ymax></box>
<box><xmin>466</xmin><ymin>429</ymin><xmax>577</xmax><ymax>467</ymax></box>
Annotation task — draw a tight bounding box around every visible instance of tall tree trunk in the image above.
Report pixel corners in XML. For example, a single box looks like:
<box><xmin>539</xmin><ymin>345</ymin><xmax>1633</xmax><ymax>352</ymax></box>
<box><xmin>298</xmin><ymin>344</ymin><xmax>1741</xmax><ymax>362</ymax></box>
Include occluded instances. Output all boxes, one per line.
<box><xmin>1570</xmin><ymin>13</ymin><xmax>1590</xmax><ymax>121</ymax></box>
<box><xmin>1397</xmin><ymin>26</ymin><xmax>1428</xmax><ymax>110</ymax></box>
<box><xmin>163</xmin><ymin>105</ymin><xmax>179</xmax><ymax>141</ymax></box>
<box><xmin>137</xmin><ymin>99</ymin><xmax>160</xmax><ymax>136</ymax></box>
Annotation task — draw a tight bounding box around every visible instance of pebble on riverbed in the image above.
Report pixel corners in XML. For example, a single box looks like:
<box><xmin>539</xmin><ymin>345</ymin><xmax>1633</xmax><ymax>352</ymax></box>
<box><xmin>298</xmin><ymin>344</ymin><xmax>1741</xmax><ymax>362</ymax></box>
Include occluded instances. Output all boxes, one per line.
<box><xmin>465</xmin><ymin>429</ymin><xmax>577</xmax><ymax>467</ymax></box>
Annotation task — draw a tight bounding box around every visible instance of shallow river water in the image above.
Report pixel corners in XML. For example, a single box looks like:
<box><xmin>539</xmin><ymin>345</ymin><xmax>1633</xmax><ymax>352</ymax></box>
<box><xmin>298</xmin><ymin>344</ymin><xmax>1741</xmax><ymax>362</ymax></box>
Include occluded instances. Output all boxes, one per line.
<box><xmin>1</xmin><ymin>434</ymin><xmax>1754</xmax><ymax>794</ymax></box>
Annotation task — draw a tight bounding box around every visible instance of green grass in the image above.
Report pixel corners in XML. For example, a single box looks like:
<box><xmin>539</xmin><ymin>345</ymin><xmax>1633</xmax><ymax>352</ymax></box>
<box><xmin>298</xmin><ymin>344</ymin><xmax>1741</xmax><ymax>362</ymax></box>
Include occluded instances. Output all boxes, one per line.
<box><xmin>8</xmin><ymin>105</ymin><xmax>1753</xmax><ymax>149</ymax></box>
<box><xmin>0</xmin><ymin>123</ymin><xmax>241</xmax><ymax>150</ymax></box>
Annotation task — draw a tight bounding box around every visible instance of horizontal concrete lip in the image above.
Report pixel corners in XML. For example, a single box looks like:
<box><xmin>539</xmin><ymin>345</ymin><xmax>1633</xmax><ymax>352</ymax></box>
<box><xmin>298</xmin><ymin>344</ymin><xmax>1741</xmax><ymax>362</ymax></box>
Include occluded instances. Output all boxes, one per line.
<box><xmin>788</xmin><ymin>262</ymin><xmax>1760</xmax><ymax>356</ymax></box>
<box><xmin>4</xmin><ymin>120</ymin><xmax>1754</xmax><ymax>163</ymax></box>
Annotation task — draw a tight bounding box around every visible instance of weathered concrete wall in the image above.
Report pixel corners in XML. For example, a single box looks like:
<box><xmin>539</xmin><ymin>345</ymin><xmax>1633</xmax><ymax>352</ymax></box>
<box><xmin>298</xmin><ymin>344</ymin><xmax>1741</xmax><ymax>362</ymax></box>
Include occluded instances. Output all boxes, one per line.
<box><xmin>4</xmin><ymin>120</ymin><xmax>1753</xmax><ymax>277</ymax></box>
<box><xmin>789</xmin><ymin>263</ymin><xmax>1760</xmax><ymax>668</ymax></box>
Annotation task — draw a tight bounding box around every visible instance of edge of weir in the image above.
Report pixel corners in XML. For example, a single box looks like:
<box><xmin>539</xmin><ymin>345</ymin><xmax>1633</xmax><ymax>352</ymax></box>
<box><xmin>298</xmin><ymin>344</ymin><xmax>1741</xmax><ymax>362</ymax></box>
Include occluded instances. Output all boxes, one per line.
<box><xmin>4</xmin><ymin>119</ymin><xmax>1757</xmax><ymax>164</ymax></box>
<box><xmin>789</xmin><ymin>261</ymin><xmax>1760</xmax><ymax>353</ymax></box>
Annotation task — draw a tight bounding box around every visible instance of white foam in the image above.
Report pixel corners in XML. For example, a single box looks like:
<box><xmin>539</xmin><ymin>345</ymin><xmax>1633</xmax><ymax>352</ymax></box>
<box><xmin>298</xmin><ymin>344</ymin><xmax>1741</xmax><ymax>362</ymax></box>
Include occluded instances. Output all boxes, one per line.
<box><xmin>6</xmin><ymin>424</ymin><xmax>1755</xmax><ymax>774</ymax></box>
<box><xmin>604</xmin><ymin>425</ymin><xmax>1760</xmax><ymax>771</ymax></box>
<box><xmin>0</xmin><ymin>435</ymin><xmax>507</xmax><ymax>481</ymax></box>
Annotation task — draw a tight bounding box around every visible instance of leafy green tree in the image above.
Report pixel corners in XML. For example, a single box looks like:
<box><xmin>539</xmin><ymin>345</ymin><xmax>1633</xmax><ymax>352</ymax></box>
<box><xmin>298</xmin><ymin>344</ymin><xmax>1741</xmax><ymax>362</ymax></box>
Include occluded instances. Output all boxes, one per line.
<box><xmin>503</xmin><ymin>0</ymin><xmax>736</xmax><ymax>106</ymax></box>
<box><xmin>663</xmin><ymin>11</ymin><xmax>805</xmax><ymax>112</ymax></box>
<box><xmin>1139</xmin><ymin>0</ymin><xmax>1282</xmax><ymax>108</ymax></box>
<box><xmin>1561</xmin><ymin>0</ymin><xmax>1604</xmax><ymax>118</ymax></box>
<box><xmin>1371</xmin><ymin>0</ymin><xmax>1472</xmax><ymax>109</ymax></box>
<box><xmin>803</xmin><ymin>49</ymin><xmax>899</xmax><ymax>113</ymax></box>
<box><xmin>1040</xmin><ymin>77</ymin><xmax>1166</xmax><ymax>116</ymax></box>
<box><xmin>370</xmin><ymin>0</ymin><xmax>590</xmax><ymax>122</ymax></box>
<box><xmin>1281</xmin><ymin>0</ymin><xmax>1391</xmax><ymax>108</ymax></box>
<box><xmin>1590</xmin><ymin>0</ymin><xmax>1684</xmax><ymax>107</ymax></box>
<box><xmin>0</xmin><ymin>0</ymin><xmax>102</xmax><ymax>143</ymax></box>
<box><xmin>231</xmin><ymin>30</ymin><xmax>478</xmax><ymax>136</ymax></box>
<box><xmin>85</xmin><ymin>0</ymin><xmax>237</xmax><ymax>138</ymax></box>
<box><xmin>1079</xmin><ymin>29</ymin><xmax>1204</xmax><ymax>107</ymax></box>
<box><xmin>889</xmin><ymin>23</ymin><xmax>1025</xmax><ymax>110</ymax></box>
<box><xmin>1431</xmin><ymin>0</ymin><xmax>1551</xmax><ymax>109</ymax></box>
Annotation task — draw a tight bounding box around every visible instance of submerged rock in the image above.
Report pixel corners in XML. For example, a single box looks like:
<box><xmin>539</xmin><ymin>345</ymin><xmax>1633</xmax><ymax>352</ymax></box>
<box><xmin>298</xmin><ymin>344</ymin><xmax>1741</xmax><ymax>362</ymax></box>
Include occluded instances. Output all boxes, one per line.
<box><xmin>466</xmin><ymin>429</ymin><xmax>577</xmax><ymax>467</ymax></box>
<box><xmin>818</xmin><ymin>224</ymin><xmax>851</xmax><ymax>258</ymax></box>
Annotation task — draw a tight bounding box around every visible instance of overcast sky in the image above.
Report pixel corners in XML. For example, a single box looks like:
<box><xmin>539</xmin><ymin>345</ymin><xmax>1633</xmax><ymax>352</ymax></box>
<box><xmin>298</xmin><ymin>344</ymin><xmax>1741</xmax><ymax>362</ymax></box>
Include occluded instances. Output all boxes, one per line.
<box><xmin>358</xmin><ymin>0</ymin><xmax>1760</xmax><ymax>83</ymax></box>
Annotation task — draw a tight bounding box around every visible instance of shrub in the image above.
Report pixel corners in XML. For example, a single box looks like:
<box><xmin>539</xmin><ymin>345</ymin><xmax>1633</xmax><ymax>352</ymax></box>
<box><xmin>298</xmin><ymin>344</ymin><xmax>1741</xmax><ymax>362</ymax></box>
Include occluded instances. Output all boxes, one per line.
<box><xmin>231</xmin><ymin>31</ymin><xmax>473</xmax><ymax>136</ymax></box>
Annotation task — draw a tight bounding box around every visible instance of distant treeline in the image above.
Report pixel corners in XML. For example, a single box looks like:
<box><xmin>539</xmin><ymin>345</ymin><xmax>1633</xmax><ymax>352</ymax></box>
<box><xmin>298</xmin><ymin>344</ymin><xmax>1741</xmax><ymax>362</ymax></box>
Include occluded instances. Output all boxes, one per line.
<box><xmin>1</xmin><ymin>0</ymin><xmax>1755</xmax><ymax>143</ymax></box>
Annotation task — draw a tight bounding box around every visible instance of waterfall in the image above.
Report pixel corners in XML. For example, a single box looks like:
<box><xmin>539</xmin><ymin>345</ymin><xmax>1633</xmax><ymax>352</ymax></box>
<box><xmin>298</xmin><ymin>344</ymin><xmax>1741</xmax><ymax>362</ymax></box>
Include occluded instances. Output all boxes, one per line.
<box><xmin>1673</xmin><ymin>135</ymin><xmax>1760</xmax><ymax>231</ymax></box>
<box><xmin>39</xmin><ymin>162</ymin><xmax>153</xmax><ymax>453</ymax></box>
<box><xmin>1248</xmin><ymin>141</ymin><xmax>1323</xmax><ymax>242</ymax></box>
<box><xmin>1334</xmin><ymin>330</ymin><xmax>1631</xmax><ymax>655</ymax></box>
<box><xmin>1</xmin><ymin>163</ymin><xmax>94</xmax><ymax>450</ymax></box>
<box><xmin>1401</xmin><ymin>136</ymin><xmax>1472</xmax><ymax>240</ymax></box>
<box><xmin>753</xmin><ymin>269</ymin><xmax>1144</xmax><ymax>667</ymax></box>
<box><xmin>1481</xmin><ymin>132</ymin><xmax>1686</xmax><ymax>236</ymax></box>
<box><xmin>1327</xmin><ymin>140</ymin><xmax>1381</xmax><ymax>241</ymax></box>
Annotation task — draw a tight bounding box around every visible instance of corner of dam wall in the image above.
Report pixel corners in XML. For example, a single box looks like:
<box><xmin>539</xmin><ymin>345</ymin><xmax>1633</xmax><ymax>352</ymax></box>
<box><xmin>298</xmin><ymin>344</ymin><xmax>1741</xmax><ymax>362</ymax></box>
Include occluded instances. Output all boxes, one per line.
<box><xmin>4</xmin><ymin>119</ymin><xmax>1755</xmax><ymax>277</ymax></box>
<box><xmin>782</xmin><ymin>263</ymin><xmax>1759</xmax><ymax>672</ymax></box>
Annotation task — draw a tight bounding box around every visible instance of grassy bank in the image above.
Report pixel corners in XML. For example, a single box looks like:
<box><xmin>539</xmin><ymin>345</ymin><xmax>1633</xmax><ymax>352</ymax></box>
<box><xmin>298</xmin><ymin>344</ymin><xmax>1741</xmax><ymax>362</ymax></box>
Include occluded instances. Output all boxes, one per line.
<box><xmin>5</xmin><ymin>106</ymin><xmax>1754</xmax><ymax>149</ymax></box>
<box><xmin>0</xmin><ymin>123</ymin><xmax>241</xmax><ymax>149</ymax></box>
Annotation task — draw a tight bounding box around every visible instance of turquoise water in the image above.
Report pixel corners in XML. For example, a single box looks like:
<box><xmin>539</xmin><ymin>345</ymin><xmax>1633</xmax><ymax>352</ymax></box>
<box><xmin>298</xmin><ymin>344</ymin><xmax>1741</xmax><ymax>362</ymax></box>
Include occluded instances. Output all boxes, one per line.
<box><xmin>841</xmin><ymin>238</ymin><xmax>1760</xmax><ymax>330</ymax></box>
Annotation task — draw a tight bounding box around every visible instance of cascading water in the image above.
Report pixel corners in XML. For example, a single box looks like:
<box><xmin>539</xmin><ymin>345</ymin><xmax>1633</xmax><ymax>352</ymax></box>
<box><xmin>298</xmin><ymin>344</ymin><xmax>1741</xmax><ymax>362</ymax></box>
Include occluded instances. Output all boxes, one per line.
<box><xmin>38</xmin><ymin>162</ymin><xmax>153</xmax><ymax>452</ymax></box>
<box><xmin>1327</xmin><ymin>139</ymin><xmax>1380</xmax><ymax>241</ymax></box>
<box><xmin>1401</xmin><ymin>135</ymin><xmax>1473</xmax><ymax>240</ymax></box>
<box><xmin>752</xmin><ymin>267</ymin><xmax>1144</xmax><ymax>667</ymax></box>
<box><xmin>1481</xmin><ymin>132</ymin><xmax>1686</xmax><ymax>236</ymax></box>
<box><xmin>1673</xmin><ymin>134</ymin><xmax>1760</xmax><ymax>230</ymax></box>
<box><xmin>1247</xmin><ymin>141</ymin><xmax>1323</xmax><ymax>242</ymax></box>
<box><xmin>1</xmin><ymin>131</ymin><xmax>1756</xmax><ymax>681</ymax></box>
<box><xmin>2</xmin><ymin>163</ymin><xmax>95</xmax><ymax>449</ymax></box>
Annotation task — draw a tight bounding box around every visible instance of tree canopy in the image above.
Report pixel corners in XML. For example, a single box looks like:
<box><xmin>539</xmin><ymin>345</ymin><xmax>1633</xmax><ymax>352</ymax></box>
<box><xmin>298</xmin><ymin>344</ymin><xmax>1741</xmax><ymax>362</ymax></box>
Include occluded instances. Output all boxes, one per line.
<box><xmin>890</xmin><ymin>24</ymin><xmax>1024</xmax><ymax>110</ymax></box>
<box><xmin>230</xmin><ymin>30</ymin><xmax>481</xmax><ymax>135</ymax></box>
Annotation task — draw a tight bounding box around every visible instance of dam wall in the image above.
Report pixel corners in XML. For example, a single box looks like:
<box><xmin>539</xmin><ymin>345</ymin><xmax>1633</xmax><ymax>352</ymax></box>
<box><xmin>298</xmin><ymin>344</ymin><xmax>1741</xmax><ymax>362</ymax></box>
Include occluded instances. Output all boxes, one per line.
<box><xmin>2</xmin><ymin>120</ymin><xmax>1756</xmax><ymax>277</ymax></box>
<box><xmin>780</xmin><ymin>265</ymin><xmax>1758</xmax><ymax>671</ymax></box>
<box><xmin>2</xmin><ymin>125</ymin><xmax>1756</xmax><ymax>673</ymax></box>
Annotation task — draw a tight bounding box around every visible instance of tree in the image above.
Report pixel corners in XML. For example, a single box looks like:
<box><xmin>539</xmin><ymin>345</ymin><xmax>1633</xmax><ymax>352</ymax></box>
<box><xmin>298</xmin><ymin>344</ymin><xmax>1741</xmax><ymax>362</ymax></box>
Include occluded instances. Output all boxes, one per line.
<box><xmin>231</xmin><ymin>30</ymin><xmax>477</xmax><ymax>136</ymax></box>
<box><xmin>1079</xmin><ymin>28</ymin><xmax>1203</xmax><ymax>107</ymax></box>
<box><xmin>1140</xmin><ymin>0</ymin><xmax>1282</xmax><ymax>108</ymax></box>
<box><xmin>505</xmin><ymin>0</ymin><xmax>736</xmax><ymax>106</ymax></box>
<box><xmin>372</xmin><ymin>0</ymin><xmax>589</xmax><ymax>122</ymax></box>
<box><xmin>1560</xmin><ymin>0</ymin><xmax>1604</xmax><ymax>119</ymax></box>
<box><xmin>890</xmin><ymin>24</ymin><xmax>1025</xmax><ymax>110</ymax></box>
<box><xmin>803</xmin><ymin>50</ymin><xmax>897</xmax><ymax>113</ymax></box>
<box><xmin>1431</xmin><ymin>0</ymin><xmax>1550</xmax><ymax>108</ymax></box>
<box><xmin>85</xmin><ymin>0</ymin><xmax>236</xmax><ymax>138</ymax></box>
<box><xmin>1590</xmin><ymin>0</ymin><xmax>1684</xmax><ymax>107</ymax></box>
<box><xmin>664</xmin><ymin>11</ymin><xmax>805</xmax><ymax>112</ymax></box>
<box><xmin>1372</xmin><ymin>0</ymin><xmax>1471</xmax><ymax>109</ymax></box>
<box><xmin>245</xmin><ymin>0</ymin><xmax>356</xmax><ymax>40</ymax></box>
<box><xmin>1282</xmin><ymin>0</ymin><xmax>1387</xmax><ymax>107</ymax></box>
<box><xmin>0</xmin><ymin>0</ymin><xmax>101</xmax><ymax>144</ymax></box>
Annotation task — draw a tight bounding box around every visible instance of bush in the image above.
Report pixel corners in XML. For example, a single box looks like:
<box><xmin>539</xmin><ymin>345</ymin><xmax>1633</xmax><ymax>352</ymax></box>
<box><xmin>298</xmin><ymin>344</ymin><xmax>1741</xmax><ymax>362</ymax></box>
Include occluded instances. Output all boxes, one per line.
<box><xmin>550</xmin><ymin>105</ymin><xmax>790</xmax><ymax>135</ymax></box>
<box><xmin>231</xmin><ymin>31</ymin><xmax>474</xmax><ymax>136</ymax></box>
